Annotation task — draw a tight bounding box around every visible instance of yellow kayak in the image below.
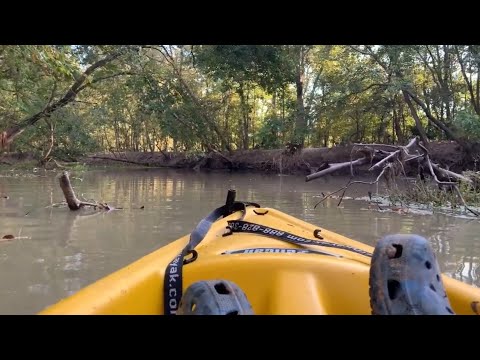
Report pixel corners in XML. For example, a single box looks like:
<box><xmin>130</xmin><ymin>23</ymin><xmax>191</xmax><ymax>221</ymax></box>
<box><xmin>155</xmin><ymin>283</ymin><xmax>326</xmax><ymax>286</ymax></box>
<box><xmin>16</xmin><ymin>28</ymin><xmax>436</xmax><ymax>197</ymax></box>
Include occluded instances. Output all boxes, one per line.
<box><xmin>39</xmin><ymin>190</ymin><xmax>480</xmax><ymax>315</ymax></box>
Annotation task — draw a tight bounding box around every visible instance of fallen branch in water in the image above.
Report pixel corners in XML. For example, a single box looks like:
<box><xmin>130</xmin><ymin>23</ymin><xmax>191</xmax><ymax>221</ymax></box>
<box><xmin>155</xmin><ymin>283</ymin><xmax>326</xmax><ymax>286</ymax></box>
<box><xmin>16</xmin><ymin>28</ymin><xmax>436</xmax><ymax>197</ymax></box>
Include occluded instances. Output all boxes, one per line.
<box><xmin>306</xmin><ymin>137</ymin><xmax>421</xmax><ymax>182</ymax></box>
<box><xmin>418</xmin><ymin>143</ymin><xmax>478</xmax><ymax>216</ymax></box>
<box><xmin>59</xmin><ymin>171</ymin><xmax>113</xmax><ymax>211</ymax></box>
<box><xmin>24</xmin><ymin>175</ymin><xmax>144</xmax><ymax>216</ymax></box>
<box><xmin>314</xmin><ymin>164</ymin><xmax>391</xmax><ymax>209</ymax></box>
<box><xmin>309</xmin><ymin>137</ymin><xmax>479</xmax><ymax>216</ymax></box>
<box><xmin>368</xmin><ymin>137</ymin><xmax>417</xmax><ymax>172</ymax></box>
<box><xmin>305</xmin><ymin>157</ymin><xmax>370</xmax><ymax>182</ymax></box>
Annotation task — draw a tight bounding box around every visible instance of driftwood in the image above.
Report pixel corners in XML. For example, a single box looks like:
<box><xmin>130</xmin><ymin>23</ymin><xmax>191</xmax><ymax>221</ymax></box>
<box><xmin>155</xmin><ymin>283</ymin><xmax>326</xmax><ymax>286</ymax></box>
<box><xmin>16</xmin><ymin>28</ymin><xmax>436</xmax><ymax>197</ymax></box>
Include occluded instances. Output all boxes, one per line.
<box><xmin>368</xmin><ymin>137</ymin><xmax>418</xmax><ymax>172</ymax></box>
<box><xmin>314</xmin><ymin>164</ymin><xmax>392</xmax><ymax>209</ymax></box>
<box><xmin>308</xmin><ymin>137</ymin><xmax>479</xmax><ymax>216</ymax></box>
<box><xmin>58</xmin><ymin>171</ymin><xmax>113</xmax><ymax>211</ymax></box>
<box><xmin>306</xmin><ymin>139</ymin><xmax>419</xmax><ymax>183</ymax></box>
<box><xmin>306</xmin><ymin>157</ymin><xmax>370</xmax><ymax>182</ymax></box>
<box><xmin>23</xmin><ymin>171</ymin><xmax>143</xmax><ymax>215</ymax></box>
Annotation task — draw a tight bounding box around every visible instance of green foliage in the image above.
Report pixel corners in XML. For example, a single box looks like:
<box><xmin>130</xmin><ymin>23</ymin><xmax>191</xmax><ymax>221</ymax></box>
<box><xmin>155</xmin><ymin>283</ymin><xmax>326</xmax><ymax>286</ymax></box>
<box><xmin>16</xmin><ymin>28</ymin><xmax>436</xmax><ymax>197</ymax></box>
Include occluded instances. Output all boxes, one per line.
<box><xmin>256</xmin><ymin>116</ymin><xmax>287</xmax><ymax>149</ymax></box>
<box><xmin>52</xmin><ymin>112</ymin><xmax>101</xmax><ymax>159</ymax></box>
<box><xmin>455</xmin><ymin>110</ymin><xmax>480</xmax><ymax>141</ymax></box>
<box><xmin>195</xmin><ymin>45</ymin><xmax>292</xmax><ymax>91</ymax></box>
<box><xmin>2</xmin><ymin>44</ymin><xmax>480</xmax><ymax>161</ymax></box>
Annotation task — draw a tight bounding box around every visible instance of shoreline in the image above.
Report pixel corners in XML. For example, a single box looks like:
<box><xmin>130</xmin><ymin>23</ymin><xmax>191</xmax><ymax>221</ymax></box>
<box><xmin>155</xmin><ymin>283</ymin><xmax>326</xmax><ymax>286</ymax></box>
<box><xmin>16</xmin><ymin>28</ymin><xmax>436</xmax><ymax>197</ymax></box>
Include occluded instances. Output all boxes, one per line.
<box><xmin>0</xmin><ymin>141</ymin><xmax>469</xmax><ymax>176</ymax></box>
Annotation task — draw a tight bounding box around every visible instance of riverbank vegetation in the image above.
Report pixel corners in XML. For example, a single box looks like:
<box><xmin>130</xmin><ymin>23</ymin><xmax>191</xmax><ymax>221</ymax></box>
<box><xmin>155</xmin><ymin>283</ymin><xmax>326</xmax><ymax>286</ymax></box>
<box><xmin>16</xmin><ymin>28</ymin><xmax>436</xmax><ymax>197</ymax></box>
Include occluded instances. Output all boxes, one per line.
<box><xmin>1</xmin><ymin>45</ymin><xmax>480</xmax><ymax>212</ymax></box>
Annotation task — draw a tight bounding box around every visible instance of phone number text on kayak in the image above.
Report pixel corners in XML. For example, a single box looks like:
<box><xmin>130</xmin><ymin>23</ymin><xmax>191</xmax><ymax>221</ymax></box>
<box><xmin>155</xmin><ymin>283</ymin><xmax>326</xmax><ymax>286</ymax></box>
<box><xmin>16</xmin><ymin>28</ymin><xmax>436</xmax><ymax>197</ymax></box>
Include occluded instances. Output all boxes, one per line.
<box><xmin>227</xmin><ymin>221</ymin><xmax>318</xmax><ymax>245</ymax></box>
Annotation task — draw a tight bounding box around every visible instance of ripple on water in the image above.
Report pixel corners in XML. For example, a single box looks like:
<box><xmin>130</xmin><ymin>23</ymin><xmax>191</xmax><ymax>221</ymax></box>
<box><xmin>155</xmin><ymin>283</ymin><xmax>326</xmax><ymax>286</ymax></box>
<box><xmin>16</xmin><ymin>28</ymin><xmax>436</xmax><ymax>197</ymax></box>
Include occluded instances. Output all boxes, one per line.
<box><xmin>0</xmin><ymin>169</ymin><xmax>479</xmax><ymax>314</ymax></box>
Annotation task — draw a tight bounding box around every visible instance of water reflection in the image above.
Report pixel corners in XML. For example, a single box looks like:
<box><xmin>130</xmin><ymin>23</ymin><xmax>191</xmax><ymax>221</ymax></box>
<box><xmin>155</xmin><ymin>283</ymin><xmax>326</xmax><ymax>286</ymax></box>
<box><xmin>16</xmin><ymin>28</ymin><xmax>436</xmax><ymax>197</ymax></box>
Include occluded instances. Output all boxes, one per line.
<box><xmin>0</xmin><ymin>168</ymin><xmax>479</xmax><ymax>314</ymax></box>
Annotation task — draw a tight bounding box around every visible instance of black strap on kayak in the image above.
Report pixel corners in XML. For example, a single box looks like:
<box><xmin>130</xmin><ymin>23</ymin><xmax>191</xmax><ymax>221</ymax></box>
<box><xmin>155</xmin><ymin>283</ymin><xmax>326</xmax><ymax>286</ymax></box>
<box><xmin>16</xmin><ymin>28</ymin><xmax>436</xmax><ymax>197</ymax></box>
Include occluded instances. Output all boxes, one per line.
<box><xmin>224</xmin><ymin>220</ymin><xmax>372</xmax><ymax>258</ymax></box>
<box><xmin>163</xmin><ymin>190</ymin><xmax>259</xmax><ymax>315</ymax></box>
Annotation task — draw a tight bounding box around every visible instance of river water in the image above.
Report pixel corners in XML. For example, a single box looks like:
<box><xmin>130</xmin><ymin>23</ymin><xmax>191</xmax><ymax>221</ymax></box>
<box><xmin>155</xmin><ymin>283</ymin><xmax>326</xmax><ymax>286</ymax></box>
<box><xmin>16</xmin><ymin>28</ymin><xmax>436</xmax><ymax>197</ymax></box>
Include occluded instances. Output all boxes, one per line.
<box><xmin>1</xmin><ymin>167</ymin><xmax>479</xmax><ymax>314</ymax></box>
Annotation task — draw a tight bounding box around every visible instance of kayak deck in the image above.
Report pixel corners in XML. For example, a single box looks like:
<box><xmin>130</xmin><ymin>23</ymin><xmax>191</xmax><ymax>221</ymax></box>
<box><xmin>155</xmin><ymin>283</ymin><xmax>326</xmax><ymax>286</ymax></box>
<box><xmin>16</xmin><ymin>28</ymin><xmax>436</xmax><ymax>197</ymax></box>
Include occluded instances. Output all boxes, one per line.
<box><xmin>39</xmin><ymin>206</ymin><xmax>480</xmax><ymax>315</ymax></box>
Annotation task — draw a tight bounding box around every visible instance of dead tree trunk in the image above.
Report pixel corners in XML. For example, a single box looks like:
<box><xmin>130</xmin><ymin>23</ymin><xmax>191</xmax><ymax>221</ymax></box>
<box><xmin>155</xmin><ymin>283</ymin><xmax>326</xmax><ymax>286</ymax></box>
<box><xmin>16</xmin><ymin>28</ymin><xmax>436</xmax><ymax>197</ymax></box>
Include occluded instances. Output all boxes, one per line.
<box><xmin>305</xmin><ymin>157</ymin><xmax>370</xmax><ymax>182</ymax></box>
<box><xmin>58</xmin><ymin>171</ymin><xmax>112</xmax><ymax>211</ymax></box>
<box><xmin>59</xmin><ymin>171</ymin><xmax>82</xmax><ymax>210</ymax></box>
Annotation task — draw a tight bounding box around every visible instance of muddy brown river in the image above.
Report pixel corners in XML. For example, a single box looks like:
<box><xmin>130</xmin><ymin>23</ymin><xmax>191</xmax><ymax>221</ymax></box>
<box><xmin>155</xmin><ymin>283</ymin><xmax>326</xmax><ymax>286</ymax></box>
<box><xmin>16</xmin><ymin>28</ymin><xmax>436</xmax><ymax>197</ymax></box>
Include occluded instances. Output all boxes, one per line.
<box><xmin>1</xmin><ymin>167</ymin><xmax>479</xmax><ymax>314</ymax></box>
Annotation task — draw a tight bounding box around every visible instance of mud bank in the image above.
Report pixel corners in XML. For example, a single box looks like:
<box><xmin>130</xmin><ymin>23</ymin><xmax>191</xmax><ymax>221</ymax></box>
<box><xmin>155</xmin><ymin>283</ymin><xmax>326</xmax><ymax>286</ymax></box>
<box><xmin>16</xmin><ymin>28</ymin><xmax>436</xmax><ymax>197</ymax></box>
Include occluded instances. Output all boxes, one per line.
<box><xmin>0</xmin><ymin>141</ymin><xmax>471</xmax><ymax>175</ymax></box>
<box><xmin>78</xmin><ymin>141</ymin><xmax>471</xmax><ymax>176</ymax></box>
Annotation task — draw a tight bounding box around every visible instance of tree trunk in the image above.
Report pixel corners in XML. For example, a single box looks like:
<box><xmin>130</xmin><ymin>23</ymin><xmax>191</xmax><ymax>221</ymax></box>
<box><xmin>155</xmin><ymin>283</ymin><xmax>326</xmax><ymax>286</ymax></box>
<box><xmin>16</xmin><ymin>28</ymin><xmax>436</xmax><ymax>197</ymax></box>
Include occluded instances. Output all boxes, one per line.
<box><xmin>41</xmin><ymin>118</ymin><xmax>55</xmax><ymax>164</ymax></box>
<box><xmin>392</xmin><ymin>104</ymin><xmax>404</xmax><ymax>144</ymax></box>
<box><xmin>477</xmin><ymin>62</ymin><xmax>480</xmax><ymax>113</ymax></box>
<box><xmin>456</xmin><ymin>45</ymin><xmax>480</xmax><ymax>116</ymax></box>
<box><xmin>145</xmin><ymin>123</ymin><xmax>154</xmax><ymax>153</ymax></box>
<box><xmin>59</xmin><ymin>171</ymin><xmax>82</xmax><ymax>210</ymax></box>
<box><xmin>405</xmin><ymin>89</ymin><xmax>470</xmax><ymax>152</ymax></box>
<box><xmin>377</xmin><ymin>113</ymin><xmax>387</xmax><ymax>143</ymax></box>
<box><xmin>237</xmin><ymin>84</ymin><xmax>249</xmax><ymax>150</ymax></box>
<box><xmin>272</xmin><ymin>91</ymin><xmax>277</xmax><ymax>118</ymax></box>
<box><xmin>252</xmin><ymin>89</ymin><xmax>256</xmax><ymax>148</ymax></box>
<box><xmin>402</xmin><ymin>90</ymin><xmax>429</xmax><ymax>147</ymax></box>
<box><xmin>294</xmin><ymin>46</ymin><xmax>307</xmax><ymax>146</ymax></box>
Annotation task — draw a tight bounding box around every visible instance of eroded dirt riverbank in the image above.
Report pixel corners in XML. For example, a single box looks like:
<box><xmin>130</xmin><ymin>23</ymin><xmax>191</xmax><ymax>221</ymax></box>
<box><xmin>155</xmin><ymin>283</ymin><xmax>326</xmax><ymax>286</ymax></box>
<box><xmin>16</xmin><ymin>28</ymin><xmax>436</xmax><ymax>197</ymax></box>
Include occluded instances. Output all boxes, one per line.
<box><xmin>77</xmin><ymin>141</ymin><xmax>468</xmax><ymax>175</ymax></box>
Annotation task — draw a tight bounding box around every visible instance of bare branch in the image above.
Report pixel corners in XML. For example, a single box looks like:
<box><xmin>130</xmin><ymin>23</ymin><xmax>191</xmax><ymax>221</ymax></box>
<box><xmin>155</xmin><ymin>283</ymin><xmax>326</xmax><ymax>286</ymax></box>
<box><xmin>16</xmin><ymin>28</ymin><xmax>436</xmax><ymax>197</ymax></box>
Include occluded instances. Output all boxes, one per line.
<box><xmin>310</xmin><ymin>136</ymin><xmax>477</xmax><ymax>216</ymax></box>
<box><xmin>403</xmin><ymin>88</ymin><xmax>459</xmax><ymax>142</ymax></box>
<box><xmin>353</xmin><ymin>143</ymin><xmax>400</xmax><ymax>150</ymax></box>
<box><xmin>313</xmin><ymin>165</ymin><xmax>391</xmax><ymax>209</ymax></box>
<box><xmin>305</xmin><ymin>156</ymin><xmax>370</xmax><ymax>182</ymax></box>
<box><xmin>417</xmin><ymin>140</ymin><xmax>472</xmax><ymax>184</ymax></box>
<box><xmin>453</xmin><ymin>187</ymin><xmax>479</xmax><ymax>216</ymax></box>
<box><xmin>455</xmin><ymin>46</ymin><xmax>480</xmax><ymax>115</ymax></box>
<box><xmin>415</xmin><ymin>46</ymin><xmax>441</xmax><ymax>88</ymax></box>
<box><xmin>432</xmin><ymin>163</ymin><xmax>472</xmax><ymax>184</ymax></box>
<box><xmin>349</xmin><ymin>45</ymin><xmax>389</xmax><ymax>72</ymax></box>
<box><xmin>423</xmin><ymin>155</ymin><xmax>478</xmax><ymax>216</ymax></box>
<box><xmin>368</xmin><ymin>137</ymin><xmax>418</xmax><ymax>172</ymax></box>
<box><xmin>405</xmin><ymin>154</ymin><xmax>425</xmax><ymax>162</ymax></box>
